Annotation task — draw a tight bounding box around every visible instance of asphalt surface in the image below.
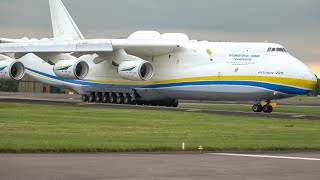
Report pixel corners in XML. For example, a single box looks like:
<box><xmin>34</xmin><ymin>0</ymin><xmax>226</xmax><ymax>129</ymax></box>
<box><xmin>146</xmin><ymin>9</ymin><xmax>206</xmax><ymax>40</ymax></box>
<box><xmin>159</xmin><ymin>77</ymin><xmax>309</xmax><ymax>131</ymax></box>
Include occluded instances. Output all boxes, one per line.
<box><xmin>0</xmin><ymin>92</ymin><xmax>319</xmax><ymax>120</ymax></box>
<box><xmin>1</xmin><ymin>152</ymin><xmax>320</xmax><ymax>180</ymax></box>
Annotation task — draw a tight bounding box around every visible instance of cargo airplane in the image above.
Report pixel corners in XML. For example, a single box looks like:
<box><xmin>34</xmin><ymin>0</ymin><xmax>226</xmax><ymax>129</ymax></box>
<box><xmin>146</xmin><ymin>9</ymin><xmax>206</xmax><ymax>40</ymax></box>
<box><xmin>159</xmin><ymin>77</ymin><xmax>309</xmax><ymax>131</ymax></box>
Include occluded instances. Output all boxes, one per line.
<box><xmin>0</xmin><ymin>0</ymin><xmax>317</xmax><ymax>113</ymax></box>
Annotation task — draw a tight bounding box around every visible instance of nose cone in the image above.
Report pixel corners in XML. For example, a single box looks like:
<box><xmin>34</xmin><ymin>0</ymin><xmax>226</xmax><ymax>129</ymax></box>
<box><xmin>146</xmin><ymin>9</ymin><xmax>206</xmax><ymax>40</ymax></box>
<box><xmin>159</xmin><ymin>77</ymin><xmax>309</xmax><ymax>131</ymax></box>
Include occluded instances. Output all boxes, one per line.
<box><xmin>297</xmin><ymin>61</ymin><xmax>318</xmax><ymax>91</ymax></box>
<box><xmin>303</xmin><ymin>69</ymin><xmax>317</xmax><ymax>90</ymax></box>
<box><xmin>289</xmin><ymin>56</ymin><xmax>317</xmax><ymax>91</ymax></box>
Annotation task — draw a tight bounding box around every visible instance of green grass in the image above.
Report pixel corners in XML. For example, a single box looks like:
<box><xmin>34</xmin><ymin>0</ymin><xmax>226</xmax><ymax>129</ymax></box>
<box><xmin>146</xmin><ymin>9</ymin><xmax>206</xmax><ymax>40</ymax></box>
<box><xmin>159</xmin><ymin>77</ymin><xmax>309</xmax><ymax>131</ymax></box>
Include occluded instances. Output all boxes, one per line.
<box><xmin>0</xmin><ymin>103</ymin><xmax>320</xmax><ymax>153</ymax></box>
<box><xmin>287</xmin><ymin>95</ymin><xmax>320</xmax><ymax>102</ymax></box>
<box><xmin>180</xmin><ymin>103</ymin><xmax>320</xmax><ymax>115</ymax></box>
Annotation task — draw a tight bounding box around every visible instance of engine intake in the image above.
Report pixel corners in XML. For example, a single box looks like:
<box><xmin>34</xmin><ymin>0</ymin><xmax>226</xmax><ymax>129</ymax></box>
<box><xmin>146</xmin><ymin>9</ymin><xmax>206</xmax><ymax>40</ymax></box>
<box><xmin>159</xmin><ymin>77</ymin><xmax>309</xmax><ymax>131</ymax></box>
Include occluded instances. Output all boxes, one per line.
<box><xmin>53</xmin><ymin>60</ymin><xmax>89</xmax><ymax>79</ymax></box>
<box><xmin>0</xmin><ymin>55</ymin><xmax>25</xmax><ymax>81</ymax></box>
<box><xmin>118</xmin><ymin>60</ymin><xmax>154</xmax><ymax>81</ymax></box>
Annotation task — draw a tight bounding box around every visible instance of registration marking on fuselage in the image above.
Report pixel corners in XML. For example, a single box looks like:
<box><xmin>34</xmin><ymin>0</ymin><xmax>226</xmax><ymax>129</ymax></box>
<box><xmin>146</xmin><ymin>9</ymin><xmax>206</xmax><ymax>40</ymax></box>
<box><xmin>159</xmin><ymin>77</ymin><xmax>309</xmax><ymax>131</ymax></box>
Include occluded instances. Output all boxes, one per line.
<box><xmin>208</xmin><ymin>153</ymin><xmax>320</xmax><ymax>161</ymax></box>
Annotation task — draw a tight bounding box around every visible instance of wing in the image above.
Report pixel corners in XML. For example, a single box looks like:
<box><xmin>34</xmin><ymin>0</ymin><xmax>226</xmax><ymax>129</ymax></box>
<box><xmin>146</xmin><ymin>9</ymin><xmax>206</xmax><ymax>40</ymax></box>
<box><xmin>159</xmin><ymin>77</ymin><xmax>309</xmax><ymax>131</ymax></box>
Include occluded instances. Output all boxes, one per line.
<box><xmin>0</xmin><ymin>38</ymin><xmax>28</xmax><ymax>43</ymax></box>
<box><xmin>0</xmin><ymin>39</ymin><xmax>113</xmax><ymax>53</ymax></box>
<box><xmin>0</xmin><ymin>39</ymin><xmax>179</xmax><ymax>57</ymax></box>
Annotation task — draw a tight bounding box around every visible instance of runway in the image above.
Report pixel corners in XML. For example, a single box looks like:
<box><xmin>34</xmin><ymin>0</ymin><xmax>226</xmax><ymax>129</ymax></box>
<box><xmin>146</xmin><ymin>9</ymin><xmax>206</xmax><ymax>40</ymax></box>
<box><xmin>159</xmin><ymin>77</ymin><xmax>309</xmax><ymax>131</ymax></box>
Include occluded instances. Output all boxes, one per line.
<box><xmin>1</xmin><ymin>93</ymin><xmax>319</xmax><ymax>179</ymax></box>
<box><xmin>1</xmin><ymin>152</ymin><xmax>319</xmax><ymax>180</ymax></box>
<box><xmin>0</xmin><ymin>92</ymin><xmax>319</xmax><ymax>120</ymax></box>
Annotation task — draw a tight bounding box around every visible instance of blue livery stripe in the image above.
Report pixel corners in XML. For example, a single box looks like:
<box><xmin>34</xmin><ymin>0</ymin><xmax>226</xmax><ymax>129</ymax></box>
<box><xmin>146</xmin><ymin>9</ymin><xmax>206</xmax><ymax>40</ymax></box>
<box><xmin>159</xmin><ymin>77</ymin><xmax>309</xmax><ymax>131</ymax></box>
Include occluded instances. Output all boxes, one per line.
<box><xmin>26</xmin><ymin>67</ymin><xmax>310</xmax><ymax>95</ymax></box>
<box><xmin>0</xmin><ymin>66</ymin><xmax>8</xmax><ymax>71</ymax></box>
<box><xmin>144</xmin><ymin>81</ymin><xmax>310</xmax><ymax>94</ymax></box>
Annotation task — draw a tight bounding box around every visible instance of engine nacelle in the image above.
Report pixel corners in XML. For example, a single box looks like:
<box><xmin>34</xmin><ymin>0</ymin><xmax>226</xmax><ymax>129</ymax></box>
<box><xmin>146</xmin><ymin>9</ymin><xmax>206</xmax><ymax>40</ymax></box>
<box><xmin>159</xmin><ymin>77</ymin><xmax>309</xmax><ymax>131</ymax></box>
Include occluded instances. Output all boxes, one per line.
<box><xmin>53</xmin><ymin>60</ymin><xmax>89</xmax><ymax>79</ymax></box>
<box><xmin>0</xmin><ymin>57</ymin><xmax>25</xmax><ymax>81</ymax></box>
<box><xmin>118</xmin><ymin>60</ymin><xmax>154</xmax><ymax>81</ymax></box>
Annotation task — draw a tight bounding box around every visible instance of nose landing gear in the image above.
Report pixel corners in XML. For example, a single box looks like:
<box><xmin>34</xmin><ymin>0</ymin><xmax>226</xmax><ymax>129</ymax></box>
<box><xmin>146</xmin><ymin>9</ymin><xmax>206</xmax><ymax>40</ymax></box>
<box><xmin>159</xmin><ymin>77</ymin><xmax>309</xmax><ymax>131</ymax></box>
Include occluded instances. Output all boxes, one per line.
<box><xmin>252</xmin><ymin>100</ymin><xmax>274</xmax><ymax>113</ymax></box>
<box><xmin>262</xmin><ymin>104</ymin><xmax>273</xmax><ymax>113</ymax></box>
<box><xmin>252</xmin><ymin>104</ymin><xmax>263</xmax><ymax>112</ymax></box>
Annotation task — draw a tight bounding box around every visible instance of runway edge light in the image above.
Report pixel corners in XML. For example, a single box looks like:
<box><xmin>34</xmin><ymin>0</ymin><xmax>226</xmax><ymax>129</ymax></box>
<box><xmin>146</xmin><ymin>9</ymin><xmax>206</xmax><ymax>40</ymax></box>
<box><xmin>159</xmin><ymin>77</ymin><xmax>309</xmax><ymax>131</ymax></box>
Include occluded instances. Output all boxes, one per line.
<box><xmin>181</xmin><ymin>142</ymin><xmax>186</xmax><ymax>152</ymax></box>
<box><xmin>198</xmin><ymin>145</ymin><xmax>204</xmax><ymax>153</ymax></box>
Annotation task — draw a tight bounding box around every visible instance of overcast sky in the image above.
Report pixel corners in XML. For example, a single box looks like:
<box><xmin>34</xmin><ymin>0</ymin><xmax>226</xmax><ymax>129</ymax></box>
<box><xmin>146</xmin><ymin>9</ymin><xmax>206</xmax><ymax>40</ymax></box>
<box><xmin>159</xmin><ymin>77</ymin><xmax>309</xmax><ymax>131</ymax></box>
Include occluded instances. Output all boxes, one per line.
<box><xmin>0</xmin><ymin>0</ymin><xmax>319</xmax><ymax>66</ymax></box>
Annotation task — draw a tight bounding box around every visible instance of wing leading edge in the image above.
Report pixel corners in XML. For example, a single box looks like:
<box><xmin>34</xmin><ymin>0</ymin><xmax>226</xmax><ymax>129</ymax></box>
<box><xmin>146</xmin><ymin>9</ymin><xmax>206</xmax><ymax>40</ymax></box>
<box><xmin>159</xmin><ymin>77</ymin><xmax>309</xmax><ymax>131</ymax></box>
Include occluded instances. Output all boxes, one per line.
<box><xmin>0</xmin><ymin>39</ymin><xmax>180</xmax><ymax>57</ymax></box>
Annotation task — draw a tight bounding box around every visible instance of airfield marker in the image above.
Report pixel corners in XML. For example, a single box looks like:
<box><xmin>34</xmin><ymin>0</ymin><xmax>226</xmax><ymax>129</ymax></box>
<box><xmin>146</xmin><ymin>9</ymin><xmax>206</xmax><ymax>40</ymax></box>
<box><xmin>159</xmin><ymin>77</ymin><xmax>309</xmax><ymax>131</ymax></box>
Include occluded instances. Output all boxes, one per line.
<box><xmin>182</xmin><ymin>142</ymin><xmax>185</xmax><ymax>151</ymax></box>
<box><xmin>198</xmin><ymin>145</ymin><xmax>204</xmax><ymax>153</ymax></box>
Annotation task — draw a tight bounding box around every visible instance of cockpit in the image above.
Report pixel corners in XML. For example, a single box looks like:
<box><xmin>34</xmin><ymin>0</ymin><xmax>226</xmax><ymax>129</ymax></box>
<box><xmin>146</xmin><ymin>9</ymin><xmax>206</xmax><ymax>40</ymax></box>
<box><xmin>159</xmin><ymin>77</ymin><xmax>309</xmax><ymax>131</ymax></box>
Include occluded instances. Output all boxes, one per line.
<box><xmin>267</xmin><ymin>47</ymin><xmax>286</xmax><ymax>52</ymax></box>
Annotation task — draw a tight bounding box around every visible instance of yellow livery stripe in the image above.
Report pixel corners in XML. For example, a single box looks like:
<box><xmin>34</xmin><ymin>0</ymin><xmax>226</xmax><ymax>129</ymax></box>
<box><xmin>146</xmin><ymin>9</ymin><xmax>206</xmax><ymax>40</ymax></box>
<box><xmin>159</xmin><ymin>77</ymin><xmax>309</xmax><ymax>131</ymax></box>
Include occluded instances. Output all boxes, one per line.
<box><xmin>91</xmin><ymin>76</ymin><xmax>316</xmax><ymax>90</ymax></box>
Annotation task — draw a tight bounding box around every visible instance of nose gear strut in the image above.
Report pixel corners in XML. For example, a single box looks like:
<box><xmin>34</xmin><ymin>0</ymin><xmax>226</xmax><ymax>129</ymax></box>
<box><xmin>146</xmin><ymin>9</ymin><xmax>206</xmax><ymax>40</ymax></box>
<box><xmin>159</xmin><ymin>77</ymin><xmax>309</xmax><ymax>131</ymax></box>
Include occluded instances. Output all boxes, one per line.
<box><xmin>252</xmin><ymin>100</ymin><xmax>274</xmax><ymax>113</ymax></box>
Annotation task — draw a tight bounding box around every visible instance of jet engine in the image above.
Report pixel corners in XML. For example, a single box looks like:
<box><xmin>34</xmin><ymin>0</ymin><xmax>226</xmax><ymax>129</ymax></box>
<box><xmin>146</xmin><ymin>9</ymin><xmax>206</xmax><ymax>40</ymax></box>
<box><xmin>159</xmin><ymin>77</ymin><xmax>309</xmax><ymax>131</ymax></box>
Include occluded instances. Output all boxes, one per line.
<box><xmin>0</xmin><ymin>55</ymin><xmax>25</xmax><ymax>81</ymax></box>
<box><xmin>53</xmin><ymin>60</ymin><xmax>89</xmax><ymax>79</ymax></box>
<box><xmin>118</xmin><ymin>60</ymin><xmax>154</xmax><ymax>81</ymax></box>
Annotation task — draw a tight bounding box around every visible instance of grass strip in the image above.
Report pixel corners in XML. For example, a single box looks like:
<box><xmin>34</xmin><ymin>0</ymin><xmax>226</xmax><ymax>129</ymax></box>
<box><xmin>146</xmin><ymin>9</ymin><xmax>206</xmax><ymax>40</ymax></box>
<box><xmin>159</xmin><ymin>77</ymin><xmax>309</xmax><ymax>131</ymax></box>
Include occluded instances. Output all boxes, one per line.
<box><xmin>0</xmin><ymin>103</ymin><xmax>319</xmax><ymax>153</ymax></box>
<box><xmin>180</xmin><ymin>103</ymin><xmax>320</xmax><ymax>115</ymax></box>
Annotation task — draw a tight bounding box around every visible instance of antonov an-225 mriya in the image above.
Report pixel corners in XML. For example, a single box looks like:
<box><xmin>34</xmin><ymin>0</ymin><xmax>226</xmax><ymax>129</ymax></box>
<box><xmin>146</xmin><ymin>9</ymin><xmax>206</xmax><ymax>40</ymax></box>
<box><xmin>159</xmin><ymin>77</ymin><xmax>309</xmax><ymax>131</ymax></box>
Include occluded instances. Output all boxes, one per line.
<box><xmin>0</xmin><ymin>0</ymin><xmax>317</xmax><ymax>113</ymax></box>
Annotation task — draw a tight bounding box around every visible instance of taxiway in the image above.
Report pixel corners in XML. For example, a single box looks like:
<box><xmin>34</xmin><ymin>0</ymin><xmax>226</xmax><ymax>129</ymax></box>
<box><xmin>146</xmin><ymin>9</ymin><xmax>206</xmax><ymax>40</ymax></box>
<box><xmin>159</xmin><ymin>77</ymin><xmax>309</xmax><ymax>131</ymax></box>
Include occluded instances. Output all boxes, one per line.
<box><xmin>0</xmin><ymin>92</ymin><xmax>319</xmax><ymax>120</ymax></box>
<box><xmin>1</xmin><ymin>152</ymin><xmax>319</xmax><ymax>180</ymax></box>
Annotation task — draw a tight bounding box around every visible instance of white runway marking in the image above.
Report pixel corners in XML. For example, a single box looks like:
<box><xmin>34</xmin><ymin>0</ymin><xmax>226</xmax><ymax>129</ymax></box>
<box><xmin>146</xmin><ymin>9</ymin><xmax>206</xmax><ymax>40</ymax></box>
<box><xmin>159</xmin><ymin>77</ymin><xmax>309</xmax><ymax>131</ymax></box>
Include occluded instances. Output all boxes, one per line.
<box><xmin>208</xmin><ymin>153</ymin><xmax>320</xmax><ymax>161</ymax></box>
<box><xmin>291</xmin><ymin>114</ymin><xmax>306</xmax><ymax>118</ymax></box>
<box><xmin>186</xmin><ymin>109</ymin><xmax>201</xmax><ymax>112</ymax></box>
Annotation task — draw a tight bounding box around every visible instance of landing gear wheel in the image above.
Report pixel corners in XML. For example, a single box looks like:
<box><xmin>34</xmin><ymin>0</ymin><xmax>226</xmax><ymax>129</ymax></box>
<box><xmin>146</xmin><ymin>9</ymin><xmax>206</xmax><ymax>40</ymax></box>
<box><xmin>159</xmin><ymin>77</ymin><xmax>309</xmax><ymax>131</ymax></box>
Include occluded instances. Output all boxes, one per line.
<box><xmin>130</xmin><ymin>99</ymin><xmax>136</xmax><ymax>105</ymax></box>
<box><xmin>144</xmin><ymin>101</ymin><xmax>151</xmax><ymax>106</ymax></box>
<box><xmin>157</xmin><ymin>101</ymin><xmax>165</xmax><ymax>107</ymax></box>
<box><xmin>165</xmin><ymin>100</ymin><xmax>172</xmax><ymax>107</ymax></box>
<box><xmin>262</xmin><ymin>105</ymin><xmax>273</xmax><ymax>113</ymax></box>
<box><xmin>81</xmin><ymin>94</ymin><xmax>88</xmax><ymax>102</ymax></box>
<box><xmin>123</xmin><ymin>94</ymin><xmax>132</xmax><ymax>104</ymax></box>
<box><xmin>252</xmin><ymin>104</ymin><xmax>263</xmax><ymax>112</ymax></box>
<box><xmin>171</xmin><ymin>100</ymin><xmax>179</xmax><ymax>107</ymax></box>
<box><xmin>88</xmin><ymin>93</ymin><xmax>95</xmax><ymax>102</ymax></box>
<box><xmin>109</xmin><ymin>93</ymin><xmax>117</xmax><ymax>104</ymax></box>
<box><xmin>136</xmin><ymin>100</ymin><xmax>143</xmax><ymax>105</ymax></box>
<box><xmin>95</xmin><ymin>93</ymin><xmax>102</xmax><ymax>103</ymax></box>
<box><xmin>116</xmin><ymin>94</ymin><xmax>124</xmax><ymax>104</ymax></box>
<box><xmin>102</xmin><ymin>94</ymin><xmax>109</xmax><ymax>103</ymax></box>
<box><xmin>150</xmin><ymin>101</ymin><xmax>158</xmax><ymax>106</ymax></box>
<box><xmin>164</xmin><ymin>100</ymin><xmax>179</xmax><ymax>107</ymax></box>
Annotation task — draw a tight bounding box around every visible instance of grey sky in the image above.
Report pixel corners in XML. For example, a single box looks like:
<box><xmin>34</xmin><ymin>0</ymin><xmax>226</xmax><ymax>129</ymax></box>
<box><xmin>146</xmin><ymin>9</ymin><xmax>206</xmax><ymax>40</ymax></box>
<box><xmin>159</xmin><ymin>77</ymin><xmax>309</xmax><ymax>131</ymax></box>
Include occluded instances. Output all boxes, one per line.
<box><xmin>0</xmin><ymin>0</ymin><xmax>319</xmax><ymax>63</ymax></box>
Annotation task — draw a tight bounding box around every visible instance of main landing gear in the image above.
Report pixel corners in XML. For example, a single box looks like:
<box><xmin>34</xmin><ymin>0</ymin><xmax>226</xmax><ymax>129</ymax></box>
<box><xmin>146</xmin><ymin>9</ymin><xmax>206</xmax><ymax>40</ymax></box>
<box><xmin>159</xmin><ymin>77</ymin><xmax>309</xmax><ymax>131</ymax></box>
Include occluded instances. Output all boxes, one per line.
<box><xmin>252</xmin><ymin>100</ymin><xmax>273</xmax><ymax>113</ymax></box>
<box><xmin>81</xmin><ymin>92</ymin><xmax>179</xmax><ymax>107</ymax></box>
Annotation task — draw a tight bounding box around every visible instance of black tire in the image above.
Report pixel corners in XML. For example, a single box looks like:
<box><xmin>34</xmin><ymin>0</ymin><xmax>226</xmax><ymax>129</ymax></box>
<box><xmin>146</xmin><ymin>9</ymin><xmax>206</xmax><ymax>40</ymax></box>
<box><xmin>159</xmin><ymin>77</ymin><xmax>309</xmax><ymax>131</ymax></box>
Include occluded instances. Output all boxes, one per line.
<box><xmin>262</xmin><ymin>105</ymin><xmax>273</xmax><ymax>113</ymax></box>
<box><xmin>116</xmin><ymin>94</ymin><xmax>124</xmax><ymax>104</ymax></box>
<box><xmin>172</xmin><ymin>100</ymin><xmax>179</xmax><ymax>107</ymax></box>
<box><xmin>81</xmin><ymin>94</ymin><xmax>89</xmax><ymax>102</ymax></box>
<box><xmin>165</xmin><ymin>100</ymin><xmax>172</xmax><ymax>107</ymax></box>
<box><xmin>164</xmin><ymin>100</ymin><xmax>178</xmax><ymax>107</ymax></box>
<box><xmin>143</xmin><ymin>101</ymin><xmax>151</xmax><ymax>106</ymax></box>
<box><xmin>95</xmin><ymin>94</ymin><xmax>102</xmax><ymax>103</ymax></box>
<box><xmin>123</xmin><ymin>94</ymin><xmax>132</xmax><ymax>104</ymax></box>
<box><xmin>102</xmin><ymin>94</ymin><xmax>109</xmax><ymax>103</ymax></box>
<box><xmin>252</xmin><ymin>104</ymin><xmax>263</xmax><ymax>112</ymax></box>
<box><xmin>136</xmin><ymin>100</ymin><xmax>143</xmax><ymax>105</ymax></box>
<box><xmin>150</xmin><ymin>101</ymin><xmax>158</xmax><ymax>106</ymax></box>
<box><xmin>109</xmin><ymin>93</ymin><xmax>117</xmax><ymax>104</ymax></box>
<box><xmin>130</xmin><ymin>99</ymin><xmax>136</xmax><ymax>105</ymax></box>
<box><xmin>88</xmin><ymin>93</ymin><xmax>95</xmax><ymax>102</ymax></box>
<box><xmin>157</xmin><ymin>101</ymin><xmax>166</xmax><ymax>107</ymax></box>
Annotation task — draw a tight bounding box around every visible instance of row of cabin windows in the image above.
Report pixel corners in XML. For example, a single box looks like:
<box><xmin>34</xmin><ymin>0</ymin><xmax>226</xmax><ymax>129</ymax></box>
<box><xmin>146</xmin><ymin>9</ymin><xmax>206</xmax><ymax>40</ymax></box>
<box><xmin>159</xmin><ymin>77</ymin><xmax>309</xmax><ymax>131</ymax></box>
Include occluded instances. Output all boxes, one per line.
<box><xmin>267</xmin><ymin>47</ymin><xmax>286</xmax><ymax>52</ymax></box>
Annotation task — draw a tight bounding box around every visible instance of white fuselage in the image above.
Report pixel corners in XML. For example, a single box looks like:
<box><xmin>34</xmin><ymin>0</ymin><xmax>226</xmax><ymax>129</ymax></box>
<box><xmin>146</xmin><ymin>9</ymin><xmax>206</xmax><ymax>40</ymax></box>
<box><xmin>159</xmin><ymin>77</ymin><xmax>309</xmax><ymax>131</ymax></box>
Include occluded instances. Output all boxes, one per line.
<box><xmin>20</xmin><ymin>40</ymin><xmax>317</xmax><ymax>101</ymax></box>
